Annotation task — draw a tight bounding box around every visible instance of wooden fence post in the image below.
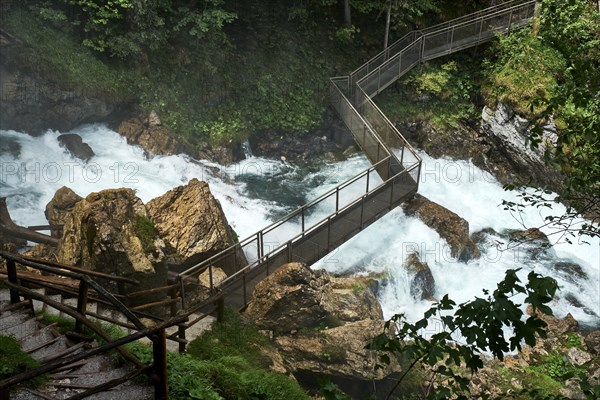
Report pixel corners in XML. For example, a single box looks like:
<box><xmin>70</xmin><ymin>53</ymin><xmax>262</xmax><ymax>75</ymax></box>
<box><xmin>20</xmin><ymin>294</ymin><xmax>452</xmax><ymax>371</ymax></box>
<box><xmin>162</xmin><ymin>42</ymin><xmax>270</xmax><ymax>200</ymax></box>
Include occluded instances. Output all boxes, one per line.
<box><xmin>152</xmin><ymin>329</ymin><xmax>168</xmax><ymax>400</ymax></box>
<box><xmin>7</xmin><ymin>259</ymin><xmax>20</xmax><ymax>304</ymax></box>
<box><xmin>75</xmin><ymin>280</ymin><xmax>89</xmax><ymax>334</ymax></box>
<box><xmin>216</xmin><ymin>296</ymin><xmax>225</xmax><ymax>323</ymax></box>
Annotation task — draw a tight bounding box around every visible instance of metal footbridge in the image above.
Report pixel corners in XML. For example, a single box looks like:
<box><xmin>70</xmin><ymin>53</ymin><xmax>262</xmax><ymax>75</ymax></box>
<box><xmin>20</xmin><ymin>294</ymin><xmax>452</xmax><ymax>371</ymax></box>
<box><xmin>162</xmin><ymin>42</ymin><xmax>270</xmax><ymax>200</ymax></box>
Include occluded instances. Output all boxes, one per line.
<box><xmin>178</xmin><ymin>0</ymin><xmax>537</xmax><ymax>312</ymax></box>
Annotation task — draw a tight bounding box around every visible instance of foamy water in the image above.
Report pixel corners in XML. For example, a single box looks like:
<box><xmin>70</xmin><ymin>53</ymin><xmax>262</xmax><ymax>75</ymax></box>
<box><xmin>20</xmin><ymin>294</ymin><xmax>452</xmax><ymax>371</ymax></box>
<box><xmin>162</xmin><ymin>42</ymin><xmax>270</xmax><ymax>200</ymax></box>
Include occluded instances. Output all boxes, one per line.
<box><xmin>1</xmin><ymin>125</ymin><xmax>598</xmax><ymax>329</ymax></box>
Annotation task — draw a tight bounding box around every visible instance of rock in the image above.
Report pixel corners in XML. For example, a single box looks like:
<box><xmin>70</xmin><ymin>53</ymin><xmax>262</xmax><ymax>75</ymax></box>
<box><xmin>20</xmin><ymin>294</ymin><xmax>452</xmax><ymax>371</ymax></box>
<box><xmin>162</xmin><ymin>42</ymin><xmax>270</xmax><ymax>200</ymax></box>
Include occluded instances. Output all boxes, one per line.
<box><xmin>22</xmin><ymin>243</ymin><xmax>55</xmax><ymax>260</ymax></box>
<box><xmin>198</xmin><ymin>267</ymin><xmax>227</xmax><ymax>289</ymax></box>
<box><xmin>56</xmin><ymin>188</ymin><xmax>167</xmax><ymax>303</ymax></box>
<box><xmin>567</xmin><ymin>347</ymin><xmax>592</xmax><ymax>366</ymax></box>
<box><xmin>553</xmin><ymin>261</ymin><xmax>588</xmax><ymax>282</ymax></box>
<box><xmin>527</xmin><ymin>308</ymin><xmax>579</xmax><ymax>337</ymax></box>
<box><xmin>584</xmin><ymin>331</ymin><xmax>600</xmax><ymax>355</ymax></box>
<box><xmin>116</xmin><ymin>117</ymin><xmax>184</xmax><ymax>156</ymax></box>
<box><xmin>328</xmin><ymin>276</ymin><xmax>384</xmax><ymax>323</ymax></box>
<box><xmin>245</xmin><ymin>263</ymin><xmax>383</xmax><ymax>333</ymax></box>
<box><xmin>402</xmin><ymin>194</ymin><xmax>480</xmax><ymax>261</ymax></box>
<box><xmin>147</xmin><ymin>178</ymin><xmax>246</xmax><ymax>274</ymax></box>
<box><xmin>248</xmin><ymin>122</ymin><xmax>354</xmax><ymax>163</ymax></box>
<box><xmin>275</xmin><ymin>320</ymin><xmax>402</xmax><ymax>399</ymax></box>
<box><xmin>0</xmin><ymin>60</ymin><xmax>119</xmax><ymax>134</ymax></box>
<box><xmin>404</xmin><ymin>253</ymin><xmax>435</xmax><ymax>300</ymax></box>
<box><xmin>481</xmin><ymin>103</ymin><xmax>562</xmax><ymax>191</ymax></box>
<box><xmin>45</xmin><ymin>186</ymin><xmax>82</xmax><ymax>238</ymax></box>
<box><xmin>147</xmin><ymin>110</ymin><xmax>161</xmax><ymax>126</ymax></box>
<box><xmin>57</xmin><ymin>134</ymin><xmax>95</xmax><ymax>161</ymax></box>
<box><xmin>507</xmin><ymin>228</ymin><xmax>554</xmax><ymax>260</ymax></box>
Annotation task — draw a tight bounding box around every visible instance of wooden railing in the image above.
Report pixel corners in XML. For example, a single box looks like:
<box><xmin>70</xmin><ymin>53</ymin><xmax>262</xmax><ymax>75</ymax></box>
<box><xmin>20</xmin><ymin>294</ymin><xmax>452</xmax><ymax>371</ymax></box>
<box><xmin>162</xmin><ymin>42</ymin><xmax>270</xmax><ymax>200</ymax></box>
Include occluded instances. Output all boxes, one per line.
<box><xmin>0</xmin><ymin>251</ymin><xmax>191</xmax><ymax>399</ymax></box>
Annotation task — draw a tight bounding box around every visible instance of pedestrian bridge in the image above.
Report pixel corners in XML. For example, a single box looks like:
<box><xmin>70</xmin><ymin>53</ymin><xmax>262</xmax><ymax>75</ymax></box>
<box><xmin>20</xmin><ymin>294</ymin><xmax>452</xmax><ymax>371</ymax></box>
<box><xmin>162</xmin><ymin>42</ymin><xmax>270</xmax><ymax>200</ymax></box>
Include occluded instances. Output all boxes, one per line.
<box><xmin>178</xmin><ymin>0</ymin><xmax>537</xmax><ymax>312</ymax></box>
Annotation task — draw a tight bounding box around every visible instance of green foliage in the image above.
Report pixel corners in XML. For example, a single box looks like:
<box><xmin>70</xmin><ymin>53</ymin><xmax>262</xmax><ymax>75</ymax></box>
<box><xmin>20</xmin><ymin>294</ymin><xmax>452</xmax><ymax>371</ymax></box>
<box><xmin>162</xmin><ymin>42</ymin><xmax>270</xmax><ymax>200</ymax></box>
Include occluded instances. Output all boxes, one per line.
<box><xmin>495</xmin><ymin>365</ymin><xmax>564</xmax><ymax>399</ymax></box>
<box><xmin>491</xmin><ymin>0</ymin><xmax>600</xmax><ymax>240</ymax></box>
<box><xmin>37</xmin><ymin>312</ymin><xmax>77</xmax><ymax>333</ymax></box>
<box><xmin>183</xmin><ymin>309</ymin><xmax>309</xmax><ymax>400</ymax></box>
<box><xmin>377</xmin><ymin>58</ymin><xmax>478</xmax><ymax>130</ymax></box>
<box><xmin>367</xmin><ymin>269</ymin><xmax>559</xmax><ymax>399</ymax></box>
<box><xmin>533</xmin><ymin>353</ymin><xmax>586</xmax><ymax>381</ymax></box>
<box><xmin>187</xmin><ymin>308</ymin><xmax>272</xmax><ymax>368</ymax></box>
<box><xmin>133</xmin><ymin>215</ymin><xmax>158</xmax><ymax>253</ymax></box>
<box><xmin>3</xmin><ymin>6</ymin><xmax>132</xmax><ymax>100</ymax></box>
<box><xmin>0</xmin><ymin>336</ymin><xmax>45</xmax><ymax>387</ymax></box>
<box><xmin>565</xmin><ymin>332</ymin><xmax>583</xmax><ymax>349</ymax></box>
<box><xmin>483</xmin><ymin>28</ymin><xmax>567</xmax><ymax>117</ymax></box>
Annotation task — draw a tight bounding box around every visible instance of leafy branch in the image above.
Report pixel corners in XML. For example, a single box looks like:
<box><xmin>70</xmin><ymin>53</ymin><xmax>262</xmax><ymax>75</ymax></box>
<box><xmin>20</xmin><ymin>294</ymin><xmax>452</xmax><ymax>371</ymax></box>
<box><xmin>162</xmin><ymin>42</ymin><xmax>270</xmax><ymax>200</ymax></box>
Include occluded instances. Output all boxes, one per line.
<box><xmin>366</xmin><ymin>269</ymin><xmax>562</xmax><ymax>400</ymax></box>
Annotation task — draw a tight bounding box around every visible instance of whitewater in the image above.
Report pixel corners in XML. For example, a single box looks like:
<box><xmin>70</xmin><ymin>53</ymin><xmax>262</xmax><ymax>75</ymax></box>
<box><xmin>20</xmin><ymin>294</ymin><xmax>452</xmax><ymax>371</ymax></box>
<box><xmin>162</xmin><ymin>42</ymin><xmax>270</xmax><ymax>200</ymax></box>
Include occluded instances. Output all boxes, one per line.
<box><xmin>1</xmin><ymin>124</ymin><xmax>598</xmax><ymax>329</ymax></box>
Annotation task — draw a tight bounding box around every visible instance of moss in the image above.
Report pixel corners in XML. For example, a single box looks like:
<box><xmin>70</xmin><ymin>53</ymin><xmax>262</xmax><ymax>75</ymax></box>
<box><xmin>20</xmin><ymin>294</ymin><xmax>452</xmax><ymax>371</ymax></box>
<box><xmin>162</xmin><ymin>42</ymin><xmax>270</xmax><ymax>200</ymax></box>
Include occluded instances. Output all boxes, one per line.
<box><xmin>133</xmin><ymin>215</ymin><xmax>158</xmax><ymax>254</ymax></box>
<box><xmin>492</xmin><ymin>365</ymin><xmax>565</xmax><ymax>399</ymax></box>
<box><xmin>0</xmin><ymin>336</ymin><xmax>46</xmax><ymax>388</ymax></box>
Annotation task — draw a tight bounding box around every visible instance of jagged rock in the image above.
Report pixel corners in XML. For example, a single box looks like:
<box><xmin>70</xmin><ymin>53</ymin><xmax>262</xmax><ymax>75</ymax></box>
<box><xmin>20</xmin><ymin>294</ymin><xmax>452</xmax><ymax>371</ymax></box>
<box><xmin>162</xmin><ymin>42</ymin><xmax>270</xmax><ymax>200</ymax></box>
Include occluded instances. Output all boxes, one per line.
<box><xmin>245</xmin><ymin>263</ymin><xmax>383</xmax><ymax>333</ymax></box>
<box><xmin>198</xmin><ymin>267</ymin><xmax>227</xmax><ymax>289</ymax></box>
<box><xmin>584</xmin><ymin>331</ymin><xmax>600</xmax><ymax>355</ymax></box>
<box><xmin>404</xmin><ymin>253</ymin><xmax>435</xmax><ymax>300</ymax></box>
<box><xmin>402</xmin><ymin>194</ymin><xmax>480</xmax><ymax>261</ymax></box>
<box><xmin>22</xmin><ymin>243</ymin><xmax>55</xmax><ymax>260</ymax></box>
<box><xmin>275</xmin><ymin>320</ymin><xmax>402</xmax><ymax>399</ymax></box>
<box><xmin>481</xmin><ymin>103</ymin><xmax>562</xmax><ymax>191</ymax></box>
<box><xmin>567</xmin><ymin>347</ymin><xmax>592</xmax><ymax>367</ymax></box>
<box><xmin>57</xmin><ymin>188</ymin><xmax>167</xmax><ymax>301</ymax></box>
<box><xmin>528</xmin><ymin>308</ymin><xmax>579</xmax><ymax>337</ymax></box>
<box><xmin>553</xmin><ymin>261</ymin><xmax>588</xmax><ymax>282</ymax></box>
<box><xmin>57</xmin><ymin>134</ymin><xmax>95</xmax><ymax>161</ymax></box>
<box><xmin>146</xmin><ymin>178</ymin><xmax>246</xmax><ymax>273</ymax></box>
<box><xmin>507</xmin><ymin>228</ymin><xmax>555</xmax><ymax>259</ymax></box>
<box><xmin>328</xmin><ymin>276</ymin><xmax>384</xmax><ymax>323</ymax></box>
<box><xmin>45</xmin><ymin>186</ymin><xmax>82</xmax><ymax>238</ymax></box>
<box><xmin>116</xmin><ymin>116</ymin><xmax>184</xmax><ymax>156</ymax></box>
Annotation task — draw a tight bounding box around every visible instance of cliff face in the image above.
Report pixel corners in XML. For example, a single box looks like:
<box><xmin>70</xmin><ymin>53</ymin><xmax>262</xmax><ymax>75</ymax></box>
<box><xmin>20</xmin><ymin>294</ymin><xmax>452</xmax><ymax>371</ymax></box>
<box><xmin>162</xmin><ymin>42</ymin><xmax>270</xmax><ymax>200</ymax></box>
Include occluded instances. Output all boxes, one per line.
<box><xmin>0</xmin><ymin>31</ymin><xmax>124</xmax><ymax>134</ymax></box>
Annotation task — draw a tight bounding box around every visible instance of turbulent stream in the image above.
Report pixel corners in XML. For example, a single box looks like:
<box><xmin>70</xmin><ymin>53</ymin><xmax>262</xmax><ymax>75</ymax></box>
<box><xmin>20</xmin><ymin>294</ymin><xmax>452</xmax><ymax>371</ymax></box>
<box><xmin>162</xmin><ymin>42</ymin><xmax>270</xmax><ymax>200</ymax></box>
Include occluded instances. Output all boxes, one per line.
<box><xmin>1</xmin><ymin>124</ymin><xmax>599</xmax><ymax>329</ymax></box>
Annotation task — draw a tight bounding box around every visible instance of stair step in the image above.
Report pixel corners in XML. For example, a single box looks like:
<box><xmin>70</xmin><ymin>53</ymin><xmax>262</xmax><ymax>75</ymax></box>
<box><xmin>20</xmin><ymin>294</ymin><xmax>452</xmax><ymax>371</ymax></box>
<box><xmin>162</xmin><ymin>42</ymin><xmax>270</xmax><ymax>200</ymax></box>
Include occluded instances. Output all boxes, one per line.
<box><xmin>25</xmin><ymin>335</ymin><xmax>61</xmax><ymax>354</ymax></box>
<box><xmin>2</xmin><ymin>316</ymin><xmax>41</xmax><ymax>340</ymax></box>
<box><xmin>38</xmin><ymin>341</ymin><xmax>87</xmax><ymax>364</ymax></box>
<box><xmin>29</xmin><ymin>335</ymin><xmax>70</xmax><ymax>361</ymax></box>
<box><xmin>19</xmin><ymin>323</ymin><xmax>59</xmax><ymax>351</ymax></box>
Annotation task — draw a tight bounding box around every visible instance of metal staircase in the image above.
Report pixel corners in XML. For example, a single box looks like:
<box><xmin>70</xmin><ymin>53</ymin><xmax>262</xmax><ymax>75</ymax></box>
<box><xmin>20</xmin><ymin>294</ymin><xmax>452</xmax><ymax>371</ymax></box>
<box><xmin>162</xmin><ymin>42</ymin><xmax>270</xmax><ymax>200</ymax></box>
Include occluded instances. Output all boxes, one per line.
<box><xmin>177</xmin><ymin>0</ymin><xmax>538</xmax><ymax>312</ymax></box>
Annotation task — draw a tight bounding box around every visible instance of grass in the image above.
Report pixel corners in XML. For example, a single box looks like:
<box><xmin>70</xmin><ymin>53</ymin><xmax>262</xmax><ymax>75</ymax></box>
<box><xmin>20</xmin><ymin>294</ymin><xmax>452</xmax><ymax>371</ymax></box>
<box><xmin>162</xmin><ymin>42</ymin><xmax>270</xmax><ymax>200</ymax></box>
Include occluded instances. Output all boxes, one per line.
<box><xmin>133</xmin><ymin>215</ymin><xmax>158</xmax><ymax>254</ymax></box>
<box><xmin>375</xmin><ymin>56</ymin><xmax>480</xmax><ymax>131</ymax></box>
<box><xmin>0</xmin><ymin>335</ymin><xmax>46</xmax><ymax>388</ymax></box>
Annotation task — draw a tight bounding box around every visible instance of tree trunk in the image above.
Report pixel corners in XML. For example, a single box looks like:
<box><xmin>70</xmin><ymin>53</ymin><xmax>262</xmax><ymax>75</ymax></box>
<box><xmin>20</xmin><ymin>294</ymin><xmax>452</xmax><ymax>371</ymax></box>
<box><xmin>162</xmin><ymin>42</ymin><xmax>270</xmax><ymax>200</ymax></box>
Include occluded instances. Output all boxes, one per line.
<box><xmin>344</xmin><ymin>0</ymin><xmax>352</xmax><ymax>27</ymax></box>
<box><xmin>0</xmin><ymin>198</ymin><xmax>58</xmax><ymax>246</ymax></box>
<box><xmin>383</xmin><ymin>0</ymin><xmax>392</xmax><ymax>51</ymax></box>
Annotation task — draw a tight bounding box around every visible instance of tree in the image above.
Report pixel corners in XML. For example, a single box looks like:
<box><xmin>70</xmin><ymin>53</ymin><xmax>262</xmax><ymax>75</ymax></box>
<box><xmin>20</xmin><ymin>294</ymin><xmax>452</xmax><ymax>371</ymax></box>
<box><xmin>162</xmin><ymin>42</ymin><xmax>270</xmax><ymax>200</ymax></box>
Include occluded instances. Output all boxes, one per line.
<box><xmin>493</xmin><ymin>0</ymin><xmax>600</xmax><ymax>243</ymax></box>
<box><xmin>361</xmin><ymin>269</ymin><xmax>599</xmax><ymax>400</ymax></box>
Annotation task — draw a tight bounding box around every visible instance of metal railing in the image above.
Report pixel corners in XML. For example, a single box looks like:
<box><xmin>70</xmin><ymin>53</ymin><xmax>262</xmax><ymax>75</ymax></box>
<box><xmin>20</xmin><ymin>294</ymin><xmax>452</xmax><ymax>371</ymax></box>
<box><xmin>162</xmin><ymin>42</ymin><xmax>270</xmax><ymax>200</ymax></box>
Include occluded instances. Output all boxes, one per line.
<box><xmin>175</xmin><ymin>0</ymin><xmax>537</xmax><ymax>317</ymax></box>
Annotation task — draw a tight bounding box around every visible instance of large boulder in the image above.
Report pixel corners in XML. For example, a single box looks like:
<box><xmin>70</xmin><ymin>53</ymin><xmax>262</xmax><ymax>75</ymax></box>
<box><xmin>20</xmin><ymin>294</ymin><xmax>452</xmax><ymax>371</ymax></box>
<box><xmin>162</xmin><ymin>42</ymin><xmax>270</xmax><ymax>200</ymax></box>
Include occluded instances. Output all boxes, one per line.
<box><xmin>402</xmin><ymin>194</ymin><xmax>480</xmax><ymax>262</ymax></box>
<box><xmin>45</xmin><ymin>186</ymin><xmax>82</xmax><ymax>238</ymax></box>
<box><xmin>275</xmin><ymin>320</ymin><xmax>402</xmax><ymax>399</ymax></box>
<box><xmin>116</xmin><ymin>115</ymin><xmax>185</xmax><ymax>156</ymax></box>
<box><xmin>245</xmin><ymin>263</ymin><xmax>383</xmax><ymax>332</ymax></box>
<box><xmin>481</xmin><ymin>103</ymin><xmax>561</xmax><ymax>190</ymax></box>
<box><xmin>56</xmin><ymin>188</ymin><xmax>167</xmax><ymax>300</ymax></box>
<box><xmin>147</xmin><ymin>178</ymin><xmax>245</xmax><ymax>274</ymax></box>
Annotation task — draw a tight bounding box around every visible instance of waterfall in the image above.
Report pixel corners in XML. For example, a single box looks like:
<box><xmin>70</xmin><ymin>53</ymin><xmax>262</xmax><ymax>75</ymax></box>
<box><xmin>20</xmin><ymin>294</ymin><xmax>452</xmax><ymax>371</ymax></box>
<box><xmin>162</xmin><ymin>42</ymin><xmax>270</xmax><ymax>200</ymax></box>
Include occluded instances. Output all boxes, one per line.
<box><xmin>1</xmin><ymin>125</ymin><xmax>598</xmax><ymax>329</ymax></box>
